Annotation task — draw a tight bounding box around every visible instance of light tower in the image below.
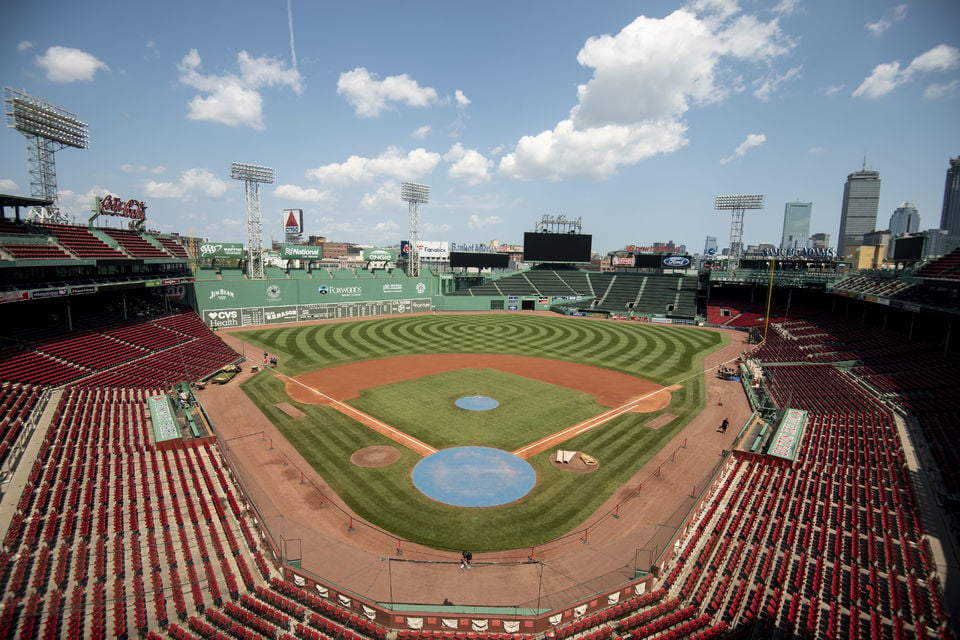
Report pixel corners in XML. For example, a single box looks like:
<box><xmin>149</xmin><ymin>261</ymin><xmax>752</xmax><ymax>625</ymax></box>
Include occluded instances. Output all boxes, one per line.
<box><xmin>714</xmin><ymin>194</ymin><xmax>764</xmax><ymax>269</ymax></box>
<box><xmin>230</xmin><ymin>162</ymin><xmax>274</xmax><ymax>280</ymax></box>
<box><xmin>3</xmin><ymin>87</ymin><xmax>89</xmax><ymax>223</ymax></box>
<box><xmin>401</xmin><ymin>181</ymin><xmax>429</xmax><ymax>277</ymax></box>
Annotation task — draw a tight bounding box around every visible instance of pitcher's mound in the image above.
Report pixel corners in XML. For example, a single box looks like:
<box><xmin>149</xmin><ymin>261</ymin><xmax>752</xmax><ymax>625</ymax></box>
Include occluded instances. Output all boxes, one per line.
<box><xmin>351</xmin><ymin>446</ymin><xmax>401</xmax><ymax>468</ymax></box>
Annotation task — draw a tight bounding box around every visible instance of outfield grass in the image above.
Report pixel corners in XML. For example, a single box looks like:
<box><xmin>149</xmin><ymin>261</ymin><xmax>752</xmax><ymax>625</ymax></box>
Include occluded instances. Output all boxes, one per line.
<box><xmin>237</xmin><ymin>314</ymin><xmax>725</xmax><ymax>551</ymax></box>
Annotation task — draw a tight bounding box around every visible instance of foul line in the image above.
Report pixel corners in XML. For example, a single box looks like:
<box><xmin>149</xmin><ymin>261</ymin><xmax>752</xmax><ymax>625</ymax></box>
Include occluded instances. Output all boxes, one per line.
<box><xmin>512</xmin><ymin>353</ymin><xmax>746</xmax><ymax>459</ymax></box>
<box><xmin>277</xmin><ymin>373</ymin><xmax>438</xmax><ymax>456</ymax></box>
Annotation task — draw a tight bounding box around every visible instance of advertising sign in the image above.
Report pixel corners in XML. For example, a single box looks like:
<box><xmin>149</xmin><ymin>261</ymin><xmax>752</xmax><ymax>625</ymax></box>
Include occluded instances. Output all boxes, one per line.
<box><xmin>280</xmin><ymin>244</ymin><xmax>321</xmax><ymax>260</ymax></box>
<box><xmin>198</xmin><ymin>242</ymin><xmax>245</xmax><ymax>259</ymax></box>
<box><xmin>0</xmin><ymin>291</ymin><xmax>29</xmax><ymax>304</ymax></box>
<box><xmin>205</xmin><ymin>308</ymin><xmax>241</xmax><ymax>328</ymax></box>
<box><xmin>363</xmin><ymin>248</ymin><xmax>396</xmax><ymax>262</ymax></box>
<box><xmin>400</xmin><ymin>241</ymin><xmax>411</xmax><ymax>256</ymax></box>
<box><xmin>662</xmin><ymin>255</ymin><xmax>692</xmax><ymax>268</ymax></box>
<box><xmin>612</xmin><ymin>254</ymin><xmax>636</xmax><ymax>267</ymax></box>
<box><xmin>98</xmin><ymin>195</ymin><xmax>146</xmax><ymax>221</ymax></box>
<box><xmin>417</xmin><ymin>240</ymin><xmax>449</xmax><ymax>260</ymax></box>
<box><xmin>283</xmin><ymin>209</ymin><xmax>304</xmax><ymax>234</ymax></box>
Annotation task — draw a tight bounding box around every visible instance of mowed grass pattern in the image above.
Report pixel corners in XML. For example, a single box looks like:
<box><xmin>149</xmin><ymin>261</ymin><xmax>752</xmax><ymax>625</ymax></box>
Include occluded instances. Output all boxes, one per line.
<box><xmin>238</xmin><ymin>314</ymin><xmax>725</xmax><ymax>551</ymax></box>
<box><xmin>350</xmin><ymin>369</ymin><xmax>609</xmax><ymax>451</ymax></box>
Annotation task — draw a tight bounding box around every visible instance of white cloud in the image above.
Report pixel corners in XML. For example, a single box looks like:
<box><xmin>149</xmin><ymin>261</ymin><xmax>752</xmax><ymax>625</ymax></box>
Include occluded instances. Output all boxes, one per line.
<box><xmin>412</xmin><ymin>125</ymin><xmax>432</xmax><ymax>139</ymax></box>
<box><xmin>273</xmin><ymin>184</ymin><xmax>332</xmax><ymax>203</ymax></box>
<box><xmin>0</xmin><ymin>178</ymin><xmax>19</xmax><ymax>192</ymax></box>
<box><xmin>772</xmin><ymin>0</ymin><xmax>802</xmax><ymax>16</ymax></box>
<box><xmin>17</xmin><ymin>41</ymin><xmax>32</xmax><ymax>53</ymax></box>
<box><xmin>359</xmin><ymin>181</ymin><xmax>400</xmax><ymax>211</ymax></box>
<box><xmin>444</xmin><ymin>143</ymin><xmax>493</xmax><ymax>185</ymax></box>
<box><xmin>451</xmin><ymin>89</ymin><xmax>471</xmax><ymax>137</ymax></box>
<box><xmin>468</xmin><ymin>214</ymin><xmax>503</xmax><ymax>229</ymax></box>
<box><xmin>808</xmin><ymin>146</ymin><xmax>826</xmax><ymax>154</ymax></box>
<box><xmin>374</xmin><ymin>220</ymin><xmax>399</xmax><ymax>232</ymax></box>
<box><xmin>752</xmin><ymin>65</ymin><xmax>802</xmax><ymax>100</ymax></box>
<box><xmin>924</xmin><ymin>80</ymin><xmax>959</xmax><ymax>99</ymax></box>
<box><xmin>422</xmin><ymin>222</ymin><xmax>453</xmax><ymax>233</ymax></box>
<box><xmin>720</xmin><ymin>133</ymin><xmax>766</xmax><ymax>164</ymax></box>
<box><xmin>501</xmin><ymin>6</ymin><xmax>793</xmax><ymax>180</ymax></box>
<box><xmin>306</xmin><ymin>147</ymin><xmax>441</xmax><ymax>186</ymax></box>
<box><xmin>866</xmin><ymin>4</ymin><xmax>908</xmax><ymax>36</ymax></box>
<box><xmin>121</xmin><ymin>164</ymin><xmax>165</xmax><ymax>175</ymax></box>
<box><xmin>853</xmin><ymin>44</ymin><xmax>960</xmax><ymax>98</ymax></box>
<box><xmin>145</xmin><ymin>168</ymin><xmax>228</xmax><ymax>200</ymax></box>
<box><xmin>178</xmin><ymin>49</ymin><xmax>303</xmax><ymax>129</ymax></box>
<box><xmin>336</xmin><ymin>67</ymin><xmax>439</xmax><ymax>118</ymax></box>
<box><xmin>58</xmin><ymin>186</ymin><xmax>111</xmax><ymax>217</ymax></box>
<box><xmin>821</xmin><ymin>84</ymin><xmax>844</xmax><ymax>96</ymax></box>
<box><xmin>35</xmin><ymin>46</ymin><xmax>109</xmax><ymax>82</ymax></box>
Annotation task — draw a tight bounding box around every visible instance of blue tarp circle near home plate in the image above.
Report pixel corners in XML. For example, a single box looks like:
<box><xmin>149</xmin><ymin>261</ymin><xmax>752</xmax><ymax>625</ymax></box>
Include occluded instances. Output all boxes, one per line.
<box><xmin>454</xmin><ymin>395</ymin><xmax>499</xmax><ymax>411</ymax></box>
<box><xmin>412</xmin><ymin>446</ymin><xmax>537</xmax><ymax>507</ymax></box>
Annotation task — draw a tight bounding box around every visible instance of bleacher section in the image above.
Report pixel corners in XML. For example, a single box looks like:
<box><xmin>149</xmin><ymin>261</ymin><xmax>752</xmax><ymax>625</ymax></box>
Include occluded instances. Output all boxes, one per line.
<box><xmin>915</xmin><ymin>247</ymin><xmax>960</xmax><ymax>280</ymax></box>
<box><xmin>102</xmin><ymin>228</ymin><xmax>173</xmax><ymax>259</ymax></box>
<box><xmin>451</xmin><ymin>270</ymin><xmax>697</xmax><ymax>317</ymax></box>
<box><xmin>151</xmin><ymin>235</ymin><xmax>190</xmax><ymax>258</ymax></box>
<box><xmin>35</xmin><ymin>223</ymin><xmax>126</xmax><ymax>259</ymax></box>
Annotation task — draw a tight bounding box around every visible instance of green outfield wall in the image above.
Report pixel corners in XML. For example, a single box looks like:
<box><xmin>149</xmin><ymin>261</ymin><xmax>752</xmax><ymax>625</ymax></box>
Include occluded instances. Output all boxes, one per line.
<box><xmin>194</xmin><ymin>275</ymin><xmax>438</xmax><ymax>328</ymax></box>
<box><xmin>193</xmin><ymin>273</ymin><xmax>566</xmax><ymax>327</ymax></box>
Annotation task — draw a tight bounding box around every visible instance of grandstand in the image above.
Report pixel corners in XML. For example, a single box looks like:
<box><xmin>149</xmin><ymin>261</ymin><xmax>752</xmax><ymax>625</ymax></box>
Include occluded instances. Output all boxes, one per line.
<box><xmin>0</xmin><ymin>217</ymin><xmax>958</xmax><ymax>639</ymax></box>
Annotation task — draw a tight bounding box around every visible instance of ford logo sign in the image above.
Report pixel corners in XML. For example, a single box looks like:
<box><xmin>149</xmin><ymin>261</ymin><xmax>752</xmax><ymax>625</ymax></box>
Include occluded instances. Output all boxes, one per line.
<box><xmin>663</xmin><ymin>256</ymin><xmax>690</xmax><ymax>267</ymax></box>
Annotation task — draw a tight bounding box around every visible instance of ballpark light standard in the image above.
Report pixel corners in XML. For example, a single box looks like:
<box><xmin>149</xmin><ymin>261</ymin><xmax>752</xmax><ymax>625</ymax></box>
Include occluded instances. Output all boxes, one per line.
<box><xmin>714</xmin><ymin>194</ymin><xmax>764</xmax><ymax>271</ymax></box>
<box><xmin>231</xmin><ymin>162</ymin><xmax>274</xmax><ymax>280</ymax></box>
<box><xmin>401</xmin><ymin>181</ymin><xmax>429</xmax><ymax>277</ymax></box>
<box><xmin>4</xmin><ymin>87</ymin><xmax>89</xmax><ymax>223</ymax></box>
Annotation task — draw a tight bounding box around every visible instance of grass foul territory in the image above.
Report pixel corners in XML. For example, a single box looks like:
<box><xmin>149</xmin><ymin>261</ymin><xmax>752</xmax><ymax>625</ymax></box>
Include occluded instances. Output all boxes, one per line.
<box><xmin>238</xmin><ymin>314</ymin><xmax>725</xmax><ymax>551</ymax></box>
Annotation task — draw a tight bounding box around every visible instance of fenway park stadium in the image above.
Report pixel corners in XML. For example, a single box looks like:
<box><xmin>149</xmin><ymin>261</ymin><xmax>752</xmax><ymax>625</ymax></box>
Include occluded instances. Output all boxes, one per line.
<box><xmin>0</xmin><ymin>192</ymin><xmax>958</xmax><ymax>640</ymax></box>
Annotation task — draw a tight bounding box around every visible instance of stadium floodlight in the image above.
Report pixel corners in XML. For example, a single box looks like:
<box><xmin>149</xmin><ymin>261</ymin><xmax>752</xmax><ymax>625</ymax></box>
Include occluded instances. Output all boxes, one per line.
<box><xmin>401</xmin><ymin>182</ymin><xmax>429</xmax><ymax>277</ymax></box>
<box><xmin>231</xmin><ymin>161</ymin><xmax>275</xmax><ymax>280</ymax></box>
<box><xmin>4</xmin><ymin>87</ymin><xmax>89</xmax><ymax>223</ymax></box>
<box><xmin>714</xmin><ymin>194</ymin><xmax>764</xmax><ymax>267</ymax></box>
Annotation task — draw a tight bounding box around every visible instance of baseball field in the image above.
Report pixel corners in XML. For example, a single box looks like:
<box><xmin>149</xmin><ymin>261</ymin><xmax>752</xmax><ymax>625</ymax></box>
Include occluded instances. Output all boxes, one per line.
<box><xmin>235</xmin><ymin>313</ymin><xmax>726</xmax><ymax>552</ymax></box>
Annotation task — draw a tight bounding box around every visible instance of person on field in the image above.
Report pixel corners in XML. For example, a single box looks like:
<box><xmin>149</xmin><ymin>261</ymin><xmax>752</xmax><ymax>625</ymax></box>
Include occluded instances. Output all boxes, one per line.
<box><xmin>460</xmin><ymin>550</ymin><xmax>472</xmax><ymax>570</ymax></box>
<box><xmin>718</xmin><ymin>418</ymin><xmax>729</xmax><ymax>433</ymax></box>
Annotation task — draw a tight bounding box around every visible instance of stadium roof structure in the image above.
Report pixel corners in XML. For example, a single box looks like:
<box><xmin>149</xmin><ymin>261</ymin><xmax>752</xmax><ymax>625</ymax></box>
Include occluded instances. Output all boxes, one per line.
<box><xmin>0</xmin><ymin>193</ymin><xmax>53</xmax><ymax>220</ymax></box>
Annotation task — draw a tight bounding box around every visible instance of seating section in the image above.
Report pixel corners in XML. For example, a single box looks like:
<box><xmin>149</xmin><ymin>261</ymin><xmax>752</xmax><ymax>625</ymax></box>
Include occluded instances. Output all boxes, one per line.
<box><xmin>450</xmin><ymin>270</ymin><xmax>697</xmax><ymax>317</ymax></box>
<box><xmin>915</xmin><ymin>247</ymin><xmax>960</xmax><ymax>280</ymax></box>
<box><xmin>0</xmin><ymin>387</ymin><xmax>272</xmax><ymax>638</ymax></box>
<box><xmin>0</xmin><ymin>237</ymin><xmax>72</xmax><ymax>260</ymax></box>
<box><xmin>0</xmin><ymin>383</ymin><xmax>46</xmax><ymax>468</ymax></box>
<box><xmin>151</xmin><ymin>235</ymin><xmax>191</xmax><ymax>258</ymax></box>
<box><xmin>35</xmin><ymin>223</ymin><xmax>126</xmax><ymax>258</ymax></box>
<box><xmin>102</xmin><ymin>228</ymin><xmax>174</xmax><ymax>258</ymax></box>
<box><xmin>0</xmin><ymin>345</ymin><xmax>89</xmax><ymax>386</ymax></box>
<box><xmin>0</xmin><ymin>311</ymin><xmax>239</xmax><ymax>387</ymax></box>
<box><xmin>646</xmin><ymin>312</ymin><xmax>952</xmax><ymax>638</ymax></box>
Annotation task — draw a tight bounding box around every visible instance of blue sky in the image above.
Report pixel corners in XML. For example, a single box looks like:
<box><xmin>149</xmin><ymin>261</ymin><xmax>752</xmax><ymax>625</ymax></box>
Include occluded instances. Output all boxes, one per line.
<box><xmin>1</xmin><ymin>0</ymin><xmax>958</xmax><ymax>254</ymax></box>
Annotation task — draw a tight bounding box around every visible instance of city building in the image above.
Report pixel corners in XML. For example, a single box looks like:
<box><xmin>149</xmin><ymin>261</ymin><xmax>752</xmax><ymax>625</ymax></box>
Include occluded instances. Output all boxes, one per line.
<box><xmin>809</xmin><ymin>232</ymin><xmax>831</xmax><ymax>250</ymax></box>
<box><xmin>889</xmin><ymin>202</ymin><xmax>920</xmax><ymax>237</ymax></box>
<box><xmin>940</xmin><ymin>155</ymin><xmax>960</xmax><ymax>239</ymax></box>
<box><xmin>781</xmin><ymin>202</ymin><xmax>812</xmax><ymax>251</ymax></box>
<box><xmin>704</xmin><ymin>236</ymin><xmax>718</xmax><ymax>256</ymax></box>
<box><xmin>837</xmin><ymin>168</ymin><xmax>881</xmax><ymax>258</ymax></box>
